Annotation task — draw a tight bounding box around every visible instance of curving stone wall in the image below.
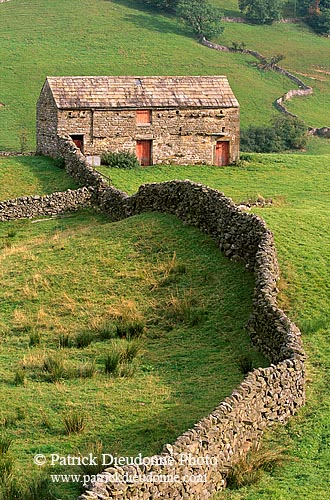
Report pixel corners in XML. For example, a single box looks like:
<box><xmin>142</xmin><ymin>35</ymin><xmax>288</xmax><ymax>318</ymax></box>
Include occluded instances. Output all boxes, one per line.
<box><xmin>49</xmin><ymin>141</ymin><xmax>305</xmax><ymax>500</ymax></box>
<box><xmin>0</xmin><ymin>140</ymin><xmax>305</xmax><ymax>499</ymax></box>
<box><xmin>77</xmin><ymin>180</ymin><xmax>305</xmax><ymax>500</ymax></box>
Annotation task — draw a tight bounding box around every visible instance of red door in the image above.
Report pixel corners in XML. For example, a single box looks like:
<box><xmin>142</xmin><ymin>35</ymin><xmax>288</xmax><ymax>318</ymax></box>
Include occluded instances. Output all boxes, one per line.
<box><xmin>136</xmin><ymin>140</ymin><xmax>152</xmax><ymax>166</ymax></box>
<box><xmin>215</xmin><ymin>141</ymin><xmax>229</xmax><ymax>166</ymax></box>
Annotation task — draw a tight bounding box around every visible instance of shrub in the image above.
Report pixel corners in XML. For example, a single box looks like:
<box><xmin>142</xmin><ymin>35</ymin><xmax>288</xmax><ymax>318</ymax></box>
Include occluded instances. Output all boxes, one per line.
<box><xmin>241</xmin><ymin>125</ymin><xmax>283</xmax><ymax>153</ymax></box>
<box><xmin>62</xmin><ymin>411</ymin><xmax>85</xmax><ymax>435</ymax></box>
<box><xmin>177</xmin><ymin>0</ymin><xmax>224</xmax><ymax>40</ymax></box>
<box><xmin>101</xmin><ymin>151</ymin><xmax>140</xmax><ymax>169</ymax></box>
<box><xmin>272</xmin><ymin>115</ymin><xmax>307</xmax><ymax>150</ymax></box>
<box><xmin>141</xmin><ymin>0</ymin><xmax>178</xmax><ymax>11</ymax></box>
<box><xmin>241</xmin><ymin>115</ymin><xmax>307</xmax><ymax>153</ymax></box>
<box><xmin>238</xmin><ymin>0</ymin><xmax>285</xmax><ymax>24</ymax></box>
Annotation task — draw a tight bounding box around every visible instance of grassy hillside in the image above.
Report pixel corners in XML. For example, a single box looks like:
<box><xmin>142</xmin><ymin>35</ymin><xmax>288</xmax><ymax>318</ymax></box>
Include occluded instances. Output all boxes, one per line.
<box><xmin>0</xmin><ymin>209</ymin><xmax>263</xmax><ymax>499</ymax></box>
<box><xmin>0</xmin><ymin>0</ymin><xmax>329</xmax><ymax>152</ymax></box>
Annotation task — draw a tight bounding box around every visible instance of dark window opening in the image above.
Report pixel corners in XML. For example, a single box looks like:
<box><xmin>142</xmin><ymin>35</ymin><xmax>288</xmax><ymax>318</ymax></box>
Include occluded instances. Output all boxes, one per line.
<box><xmin>70</xmin><ymin>135</ymin><xmax>84</xmax><ymax>153</ymax></box>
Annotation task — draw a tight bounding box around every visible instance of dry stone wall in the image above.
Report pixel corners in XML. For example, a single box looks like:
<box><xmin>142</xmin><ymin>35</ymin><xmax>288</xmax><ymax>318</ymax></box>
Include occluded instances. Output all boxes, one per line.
<box><xmin>78</xmin><ymin>179</ymin><xmax>305</xmax><ymax>500</ymax></box>
<box><xmin>0</xmin><ymin>187</ymin><xmax>95</xmax><ymax>221</ymax></box>
<box><xmin>50</xmin><ymin>140</ymin><xmax>305</xmax><ymax>500</ymax></box>
<box><xmin>0</xmin><ymin>140</ymin><xmax>305</xmax><ymax>499</ymax></box>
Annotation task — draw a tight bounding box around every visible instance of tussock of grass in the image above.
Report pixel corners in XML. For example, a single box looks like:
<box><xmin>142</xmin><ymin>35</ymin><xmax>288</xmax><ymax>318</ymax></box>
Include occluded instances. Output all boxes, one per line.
<box><xmin>62</xmin><ymin>411</ymin><xmax>85</xmax><ymax>435</ymax></box>
<box><xmin>226</xmin><ymin>443</ymin><xmax>290</xmax><ymax>489</ymax></box>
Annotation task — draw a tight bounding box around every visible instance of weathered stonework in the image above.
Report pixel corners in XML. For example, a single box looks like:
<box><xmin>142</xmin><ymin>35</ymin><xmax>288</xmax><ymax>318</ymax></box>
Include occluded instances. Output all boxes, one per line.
<box><xmin>0</xmin><ymin>187</ymin><xmax>95</xmax><ymax>221</ymax></box>
<box><xmin>36</xmin><ymin>76</ymin><xmax>240</xmax><ymax>165</ymax></box>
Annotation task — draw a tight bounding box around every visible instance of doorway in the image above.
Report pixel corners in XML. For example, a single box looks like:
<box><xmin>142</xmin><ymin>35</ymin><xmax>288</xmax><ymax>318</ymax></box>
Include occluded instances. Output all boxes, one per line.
<box><xmin>215</xmin><ymin>141</ymin><xmax>229</xmax><ymax>166</ymax></box>
<box><xmin>70</xmin><ymin>135</ymin><xmax>84</xmax><ymax>153</ymax></box>
<box><xmin>136</xmin><ymin>140</ymin><xmax>152</xmax><ymax>166</ymax></box>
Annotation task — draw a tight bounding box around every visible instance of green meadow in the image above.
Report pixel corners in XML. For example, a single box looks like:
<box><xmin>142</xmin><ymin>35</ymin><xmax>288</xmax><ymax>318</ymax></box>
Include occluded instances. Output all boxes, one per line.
<box><xmin>0</xmin><ymin>156</ymin><xmax>77</xmax><ymax>199</ymax></box>
<box><xmin>0</xmin><ymin>206</ymin><xmax>265</xmax><ymax>499</ymax></box>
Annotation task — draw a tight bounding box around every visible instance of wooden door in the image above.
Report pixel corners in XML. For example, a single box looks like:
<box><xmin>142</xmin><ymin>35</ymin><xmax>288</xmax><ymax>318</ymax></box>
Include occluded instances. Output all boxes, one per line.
<box><xmin>215</xmin><ymin>141</ymin><xmax>229</xmax><ymax>166</ymax></box>
<box><xmin>136</xmin><ymin>140</ymin><xmax>152</xmax><ymax>166</ymax></box>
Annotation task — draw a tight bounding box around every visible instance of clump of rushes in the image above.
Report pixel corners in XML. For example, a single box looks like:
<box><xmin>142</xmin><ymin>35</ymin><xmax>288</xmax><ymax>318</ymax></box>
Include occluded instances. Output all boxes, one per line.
<box><xmin>104</xmin><ymin>349</ymin><xmax>121</xmax><ymax>375</ymax></box>
<box><xmin>42</xmin><ymin>353</ymin><xmax>71</xmax><ymax>382</ymax></box>
<box><xmin>13</xmin><ymin>369</ymin><xmax>26</xmax><ymax>386</ymax></box>
<box><xmin>58</xmin><ymin>333</ymin><xmax>71</xmax><ymax>348</ymax></box>
<box><xmin>115</xmin><ymin>319</ymin><xmax>145</xmax><ymax>339</ymax></box>
<box><xmin>226</xmin><ymin>443</ymin><xmax>289</xmax><ymax>489</ymax></box>
<box><xmin>76</xmin><ymin>362</ymin><xmax>96</xmax><ymax>379</ymax></box>
<box><xmin>62</xmin><ymin>410</ymin><xmax>85</xmax><ymax>435</ymax></box>
<box><xmin>104</xmin><ymin>339</ymin><xmax>143</xmax><ymax>377</ymax></box>
<box><xmin>78</xmin><ymin>441</ymin><xmax>106</xmax><ymax>476</ymax></box>
<box><xmin>238</xmin><ymin>355</ymin><xmax>254</xmax><ymax>375</ymax></box>
<box><xmin>29</xmin><ymin>330</ymin><xmax>41</xmax><ymax>347</ymax></box>
<box><xmin>0</xmin><ymin>434</ymin><xmax>14</xmax><ymax>484</ymax></box>
<box><xmin>74</xmin><ymin>331</ymin><xmax>93</xmax><ymax>348</ymax></box>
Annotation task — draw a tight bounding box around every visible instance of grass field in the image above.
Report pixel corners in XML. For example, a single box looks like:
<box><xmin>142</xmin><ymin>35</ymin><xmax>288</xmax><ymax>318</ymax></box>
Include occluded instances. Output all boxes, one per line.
<box><xmin>0</xmin><ymin>206</ymin><xmax>265</xmax><ymax>499</ymax></box>
<box><xmin>0</xmin><ymin>0</ymin><xmax>329</xmax><ymax>151</ymax></box>
<box><xmin>0</xmin><ymin>153</ymin><xmax>328</xmax><ymax>498</ymax></box>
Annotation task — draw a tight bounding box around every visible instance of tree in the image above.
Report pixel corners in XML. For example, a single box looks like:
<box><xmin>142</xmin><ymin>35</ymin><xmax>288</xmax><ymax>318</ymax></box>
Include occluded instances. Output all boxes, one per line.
<box><xmin>272</xmin><ymin>115</ymin><xmax>307</xmax><ymax>149</ymax></box>
<box><xmin>238</xmin><ymin>0</ymin><xmax>285</xmax><ymax>24</ymax></box>
<box><xmin>241</xmin><ymin>115</ymin><xmax>307</xmax><ymax>153</ymax></box>
<box><xmin>299</xmin><ymin>0</ymin><xmax>330</xmax><ymax>33</ymax></box>
<box><xmin>177</xmin><ymin>0</ymin><xmax>224</xmax><ymax>40</ymax></box>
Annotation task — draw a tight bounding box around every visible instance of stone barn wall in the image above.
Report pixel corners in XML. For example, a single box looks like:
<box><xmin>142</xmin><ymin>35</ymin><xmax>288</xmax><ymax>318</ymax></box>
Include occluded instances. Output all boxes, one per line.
<box><xmin>36</xmin><ymin>80</ymin><xmax>59</xmax><ymax>157</ymax></box>
<box><xmin>55</xmin><ymin>107</ymin><xmax>240</xmax><ymax>165</ymax></box>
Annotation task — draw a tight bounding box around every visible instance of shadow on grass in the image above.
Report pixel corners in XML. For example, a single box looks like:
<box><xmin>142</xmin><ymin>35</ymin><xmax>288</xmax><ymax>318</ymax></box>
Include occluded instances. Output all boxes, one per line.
<box><xmin>0</xmin><ymin>155</ymin><xmax>78</xmax><ymax>199</ymax></box>
<box><xmin>111</xmin><ymin>0</ymin><xmax>192</xmax><ymax>38</ymax></box>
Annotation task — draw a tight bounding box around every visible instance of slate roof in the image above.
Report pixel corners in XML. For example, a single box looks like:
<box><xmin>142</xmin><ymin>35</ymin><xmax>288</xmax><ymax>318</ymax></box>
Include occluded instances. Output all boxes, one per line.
<box><xmin>44</xmin><ymin>76</ymin><xmax>239</xmax><ymax>109</ymax></box>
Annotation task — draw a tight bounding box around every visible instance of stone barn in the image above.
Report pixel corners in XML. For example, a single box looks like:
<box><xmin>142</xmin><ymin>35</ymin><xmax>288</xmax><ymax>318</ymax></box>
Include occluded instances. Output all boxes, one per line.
<box><xmin>36</xmin><ymin>76</ymin><xmax>239</xmax><ymax>166</ymax></box>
